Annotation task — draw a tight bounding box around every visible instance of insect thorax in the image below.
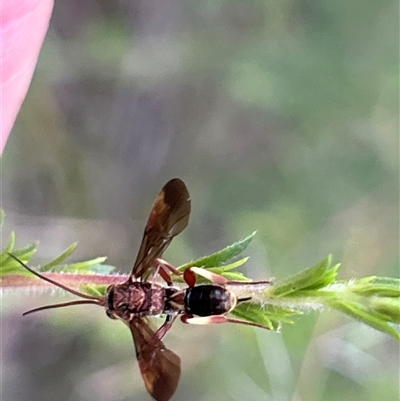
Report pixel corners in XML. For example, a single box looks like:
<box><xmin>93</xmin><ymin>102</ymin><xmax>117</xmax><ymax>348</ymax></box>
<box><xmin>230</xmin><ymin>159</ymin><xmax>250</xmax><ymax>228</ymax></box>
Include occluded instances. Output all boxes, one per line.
<box><xmin>106</xmin><ymin>281</ymin><xmax>166</xmax><ymax>320</ymax></box>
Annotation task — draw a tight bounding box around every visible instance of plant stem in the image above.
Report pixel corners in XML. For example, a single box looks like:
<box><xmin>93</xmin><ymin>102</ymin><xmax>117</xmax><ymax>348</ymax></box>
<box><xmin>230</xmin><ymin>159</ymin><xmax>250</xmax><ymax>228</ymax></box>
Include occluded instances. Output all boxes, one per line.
<box><xmin>1</xmin><ymin>272</ymin><xmax>127</xmax><ymax>289</ymax></box>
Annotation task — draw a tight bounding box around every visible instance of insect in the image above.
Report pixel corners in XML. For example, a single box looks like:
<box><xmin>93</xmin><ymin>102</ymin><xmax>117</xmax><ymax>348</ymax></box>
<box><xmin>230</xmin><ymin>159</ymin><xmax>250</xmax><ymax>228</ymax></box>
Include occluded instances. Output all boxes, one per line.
<box><xmin>9</xmin><ymin>178</ymin><xmax>271</xmax><ymax>401</ymax></box>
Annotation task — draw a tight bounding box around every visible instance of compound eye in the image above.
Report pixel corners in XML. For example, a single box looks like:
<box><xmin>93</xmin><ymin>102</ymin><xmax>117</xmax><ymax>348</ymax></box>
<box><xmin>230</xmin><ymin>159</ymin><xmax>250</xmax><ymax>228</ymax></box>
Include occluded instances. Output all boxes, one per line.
<box><xmin>106</xmin><ymin>286</ymin><xmax>115</xmax><ymax>310</ymax></box>
<box><xmin>106</xmin><ymin>310</ymin><xmax>116</xmax><ymax>320</ymax></box>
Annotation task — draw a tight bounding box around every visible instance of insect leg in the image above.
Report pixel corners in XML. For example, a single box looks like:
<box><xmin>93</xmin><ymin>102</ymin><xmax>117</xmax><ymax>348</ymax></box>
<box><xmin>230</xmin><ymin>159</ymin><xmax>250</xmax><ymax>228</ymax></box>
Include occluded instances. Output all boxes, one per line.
<box><xmin>183</xmin><ymin>267</ymin><xmax>226</xmax><ymax>285</ymax></box>
<box><xmin>187</xmin><ymin>267</ymin><xmax>273</xmax><ymax>286</ymax></box>
<box><xmin>156</xmin><ymin>315</ymin><xmax>178</xmax><ymax>340</ymax></box>
<box><xmin>181</xmin><ymin>314</ymin><xmax>270</xmax><ymax>330</ymax></box>
<box><xmin>153</xmin><ymin>258</ymin><xmax>183</xmax><ymax>285</ymax></box>
<box><xmin>156</xmin><ymin>258</ymin><xmax>182</xmax><ymax>276</ymax></box>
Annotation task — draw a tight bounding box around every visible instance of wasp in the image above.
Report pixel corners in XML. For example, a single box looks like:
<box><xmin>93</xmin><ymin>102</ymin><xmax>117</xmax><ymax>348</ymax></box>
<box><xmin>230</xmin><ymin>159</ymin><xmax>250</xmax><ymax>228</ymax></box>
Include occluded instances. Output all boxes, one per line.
<box><xmin>10</xmin><ymin>179</ymin><xmax>270</xmax><ymax>401</ymax></box>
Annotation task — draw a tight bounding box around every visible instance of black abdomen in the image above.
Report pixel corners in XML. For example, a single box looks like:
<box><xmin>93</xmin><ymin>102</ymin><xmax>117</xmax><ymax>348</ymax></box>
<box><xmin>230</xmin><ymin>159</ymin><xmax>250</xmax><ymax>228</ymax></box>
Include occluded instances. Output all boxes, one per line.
<box><xmin>184</xmin><ymin>285</ymin><xmax>232</xmax><ymax>317</ymax></box>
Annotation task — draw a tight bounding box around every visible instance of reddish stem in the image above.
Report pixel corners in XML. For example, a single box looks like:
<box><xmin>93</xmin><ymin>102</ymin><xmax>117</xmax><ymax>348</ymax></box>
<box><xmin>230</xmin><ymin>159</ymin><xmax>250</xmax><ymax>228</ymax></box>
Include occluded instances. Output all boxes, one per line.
<box><xmin>1</xmin><ymin>273</ymin><xmax>129</xmax><ymax>289</ymax></box>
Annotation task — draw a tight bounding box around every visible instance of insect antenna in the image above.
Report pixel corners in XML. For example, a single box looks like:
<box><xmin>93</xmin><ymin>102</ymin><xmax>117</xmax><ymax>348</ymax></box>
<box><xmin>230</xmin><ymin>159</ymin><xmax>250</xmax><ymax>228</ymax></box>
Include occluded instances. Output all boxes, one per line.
<box><xmin>237</xmin><ymin>296</ymin><xmax>252</xmax><ymax>303</ymax></box>
<box><xmin>8</xmin><ymin>253</ymin><xmax>104</xmax><ymax>314</ymax></box>
<box><xmin>23</xmin><ymin>299</ymin><xmax>102</xmax><ymax>316</ymax></box>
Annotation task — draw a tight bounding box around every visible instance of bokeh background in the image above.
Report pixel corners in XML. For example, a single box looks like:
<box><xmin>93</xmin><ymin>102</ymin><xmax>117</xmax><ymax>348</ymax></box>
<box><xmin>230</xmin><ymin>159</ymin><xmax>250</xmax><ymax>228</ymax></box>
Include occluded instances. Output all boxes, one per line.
<box><xmin>1</xmin><ymin>1</ymin><xmax>399</xmax><ymax>401</ymax></box>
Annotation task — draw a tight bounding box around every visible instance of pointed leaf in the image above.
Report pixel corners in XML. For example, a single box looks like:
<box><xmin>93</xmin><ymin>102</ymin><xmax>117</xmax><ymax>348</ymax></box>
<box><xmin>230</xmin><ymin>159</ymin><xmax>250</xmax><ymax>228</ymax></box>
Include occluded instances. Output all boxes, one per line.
<box><xmin>40</xmin><ymin>243</ymin><xmax>78</xmax><ymax>271</ymax></box>
<box><xmin>231</xmin><ymin>303</ymin><xmax>275</xmax><ymax>330</ymax></box>
<box><xmin>11</xmin><ymin>242</ymin><xmax>37</xmax><ymax>258</ymax></box>
<box><xmin>328</xmin><ymin>298</ymin><xmax>400</xmax><ymax>341</ymax></box>
<box><xmin>174</xmin><ymin>258</ymin><xmax>250</xmax><ymax>283</ymax></box>
<box><xmin>58</xmin><ymin>257</ymin><xmax>108</xmax><ymax>273</ymax></box>
<box><xmin>0</xmin><ymin>232</ymin><xmax>16</xmax><ymax>265</ymax></box>
<box><xmin>270</xmin><ymin>256</ymin><xmax>335</xmax><ymax>297</ymax></box>
<box><xmin>370</xmin><ymin>297</ymin><xmax>400</xmax><ymax>324</ymax></box>
<box><xmin>80</xmin><ymin>284</ymin><xmax>108</xmax><ymax>297</ymax></box>
<box><xmin>88</xmin><ymin>264</ymin><xmax>115</xmax><ymax>275</ymax></box>
<box><xmin>178</xmin><ymin>231</ymin><xmax>257</xmax><ymax>270</ymax></box>
<box><xmin>307</xmin><ymin>263</ymin><xmax>340</xmax><ymax>289</ymax></box>
<box><xmin>350</xmin><ymin>276</ymin><xmax>400</xmax><ymax>297</ymax></box>
<box><xmin>216</xmin><ymin>257</ymin><xmax>249</xmax><ymax>271</ymax></box>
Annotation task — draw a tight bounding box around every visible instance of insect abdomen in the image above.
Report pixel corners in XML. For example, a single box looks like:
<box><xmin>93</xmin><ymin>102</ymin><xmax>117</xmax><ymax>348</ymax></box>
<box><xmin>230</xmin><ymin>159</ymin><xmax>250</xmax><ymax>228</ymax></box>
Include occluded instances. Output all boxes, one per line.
<box><xmin>184</xmin><ymin>285</ymin><xmax>233</xmax><ymax>317</ymax></box>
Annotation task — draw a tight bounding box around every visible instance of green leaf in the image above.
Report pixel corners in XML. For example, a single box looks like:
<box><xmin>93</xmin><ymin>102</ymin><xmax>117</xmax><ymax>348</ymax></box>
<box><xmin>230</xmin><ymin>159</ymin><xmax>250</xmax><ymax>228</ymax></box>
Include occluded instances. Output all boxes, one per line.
<box><xmin>88</xmin><ymin>264</ymin><xmax>115</xmax><ymax>275</ymax></box>
<box><xmin>369</xmin><ymin>297</ymin><xmax>400</xmax><ymax>324</ymax></box>
<box><xmin>233</xmin><ymin>302</ymin><xmax>303</xmax><ymax>330</ymax></box>
<box><xmin>0</xmin><ymin>252</ymin><xmax>38</xmax><ymax>275</ymax></box>
<box><xmin>178</xmin><ymin>231</ymin><xmax>257</xmax><ymax>270</ymax></box>
<box><xmin>1</xmin><ymin>216</ymin><xmax>398</xmax><ymax>343</ymax></box>
<box><xmin>231</xmin><ymin>302</ymin><xmax>302</xmax><ymax>331</ymax></box>
<box><xmin>328</xmin><ymin>298</ymin><xmax>400</xmax><ymax>341</ymax></box>
<box><xmin>232</xmin><ymin>302</ymin><xmax>276</xmax><ymax>330</ymax></box>
<box><xmin>175</xmin><ymin>257</ymin><xmax>250</xmax><ymax>283</ymax></box>
<box><xmin>0</xmin><ymin>231</ymin><xmax>16</xmax><ymax>265</ymax></box>
<box><xmin>56</xmin><ymin>257</ymin><xmax>108</xmax><ymax>273</ymax></box>
<box><xmin>308</xmin><ymin>263</ymin><xmax>340</xmax><ymax>289</ymax></box>
<box><xmin>270</xmin><ymin>255</ymin><xmax>337</xmax><ymax>297</ymax></box>
<box><xmin>349</xmin><ymin>276</ymin><xmax>400</xmax><ymax>297</ymax></box>
<box><xmin>210</xmin><ymin>270</ymin><xmax>249</xmax><ymax>281</ymax></box>
<box><xmin>0</xmin><ymin>234</ymin><xmax>37</xmax><ymax>275</ymax></box>
<box><xmin>11</xmin><ymin>242</ymin><xmax>37</xmax><ymax>258</ymax></box>
<box><xmin>40</xmin><ymin>243</ymin><xmax>79</xmax><ymax>271</ymax></box>
<box><xmin>214</xmin><ymin>257</ymin><xmax>249</xmax><ymax>271</ymax></box>
<box><xmin>80</xmin><ymin>284</ymin><xmax>108</xmax><ymax>297</ymax></box>
<box><xmin>261</xmin><ymin>305</ymin><xmax>303</xmax><ymax>324</ymax></box>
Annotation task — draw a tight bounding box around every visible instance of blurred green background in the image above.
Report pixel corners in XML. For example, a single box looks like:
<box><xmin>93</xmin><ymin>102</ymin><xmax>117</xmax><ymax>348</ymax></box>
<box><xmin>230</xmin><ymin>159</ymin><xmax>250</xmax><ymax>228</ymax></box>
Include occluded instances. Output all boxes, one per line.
<box><xmin>2</xmin><ymin>1</ymin><xmax>399</xmax><ymax>401</ymax></box>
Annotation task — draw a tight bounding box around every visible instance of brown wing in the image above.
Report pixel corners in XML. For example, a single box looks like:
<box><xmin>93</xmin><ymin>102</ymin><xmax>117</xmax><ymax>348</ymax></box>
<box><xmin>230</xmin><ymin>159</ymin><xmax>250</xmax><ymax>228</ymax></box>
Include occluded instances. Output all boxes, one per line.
<box><xmin>131</xmin><ymin>178</ymin><xmax>191</xmax><ymax>280</ymax></box>
<box><xmin>129</xmin><ymin>318</ymin><xmax>181</xmax><ymax>401</ymax></box>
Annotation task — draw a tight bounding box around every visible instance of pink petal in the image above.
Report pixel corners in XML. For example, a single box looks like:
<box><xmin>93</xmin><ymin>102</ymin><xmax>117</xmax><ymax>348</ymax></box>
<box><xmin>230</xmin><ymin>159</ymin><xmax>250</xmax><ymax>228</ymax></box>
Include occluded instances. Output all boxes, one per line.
<box><xmin>1</xmin><ymin>0</ymin><xmax>54</xmax><ymax>154</ymax></box>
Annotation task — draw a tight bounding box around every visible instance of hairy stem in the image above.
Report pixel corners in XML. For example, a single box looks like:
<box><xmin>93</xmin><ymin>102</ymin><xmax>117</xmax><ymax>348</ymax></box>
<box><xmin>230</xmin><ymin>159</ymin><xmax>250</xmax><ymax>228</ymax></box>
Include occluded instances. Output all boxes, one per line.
<box><xmin>1</xmin><ymin>272</ymin><xmax>127</xmax><ymax>289</ymax></box>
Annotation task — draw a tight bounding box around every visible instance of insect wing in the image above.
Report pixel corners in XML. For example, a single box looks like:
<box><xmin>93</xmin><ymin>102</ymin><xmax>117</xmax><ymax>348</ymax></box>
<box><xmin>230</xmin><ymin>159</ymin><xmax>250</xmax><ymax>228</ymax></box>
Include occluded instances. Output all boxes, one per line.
<box><xmin>129</xmin><ymin>318</ymin><xmax>181</xmax><ymax>401</ymax></box>
<box><xmin>131</xmin><ymin>178</ymin><xmax>191</xmax><ymax>280</ymax></box>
